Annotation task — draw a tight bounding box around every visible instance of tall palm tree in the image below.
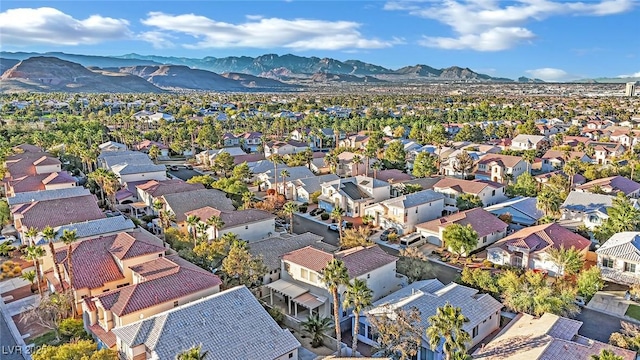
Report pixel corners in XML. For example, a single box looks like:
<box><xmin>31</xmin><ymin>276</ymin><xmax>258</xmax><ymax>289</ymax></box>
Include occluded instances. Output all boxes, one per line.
<box><xmin>241</xmin><ymin>191</ymin><xmax>253</xmax><ymax>209</ymax></box>
<box><xmin>280</xmin><ymin>169</ymin><xmax>290</xmax><ymax>199</ymax></box>
<box><xmin>22</xmin><ymin>245</ymin><xmax>46</xmax><ymax>297</ymax></box>
<box><xmin>331</xmin><ymin>206</ymin><xmax>346</xmax><ymax>242</ymax></box>
<box><xmin>196</xmin><ymin>222</ymin><xmax>209</xmax><ymax>241</ymax></box>
<box><xmin>352</xmin><ymin>155</ymin><xmax>363</xmax><ymax>176</ymax></box>
<box><xmin>158</xmin><ymin>210</ymin><xmax>176</xmax><ymax>247</ymax></box>
<box><xmin>426</xmin><ymin>302</ymin><xmax>471</xmax><ymax>360</ymax></box>
<box><xmin>371</xmin><ymin>161</ymin><xmax>383</xmax><ymax>179</ymax></box>
<box><xmin>322</xmin><ymin>259</ymin><xmax>350</xmax><ymax>356</ymax></box>
<box><xmin>206</xmin><ymin>215</ymin><xmax>225</xmax><ymax>240</ymax></box>
<box><xmin>343</xmin><ymin>278</ymin><xmax>373</xmax><ymax>356</ymax></box>
<box><xmin>60</xmin><ymin>229</ymin><xmax>78</xmax><ymax>317</ymax></box>
<box><xmin>523</xmin><ymin>150</ymin><xmax>536</xmax><ymax>174</ymax></box>
<box><xmin>25</xmin><ymin>226</ymin><xmax>39</xmax><ymax>246</ymax></box>
<box><xmin>591</xmin><ymin>349</ymin><xmax>624</xmax><ymax>360</ymax></box>
<box><xmin>325</xmin><ymin>152</ymin><xmax>339</xmax><ymax>174</ymax></box>
<box><xmin>42</xmin><ymin>226</ymin><xmax>64</xmax><ymax>292</ymax></box>
<box><xmin>176</xmin><ymin>344</ymin><xmax>209</xmax><ymax>360</ymax></box>
<box><xmin>282</xmin><ymin>202</ymin><xmax>299</xmax><ymax>234</ymax></box>
<box><xmin>152</xmin><ymin>200</ymin><xmax>164</xmax><ymax>215</ymax></box>
<box><xmin>88</xmin><ymin>168</ymin><xmax>108</xmax><ymax>205</ymax></box>
<box><xmin>269</xmin><ymin>154</ymin><xmax>283</xmax><ymax>194</ymax></box>
<box><xmin>101</xmin><ymin>170</ymin><xmax>119</xmax><ymax>210</ymax></box>
<box><xmin>185</xmin><ymin>215</ymin><xmax>201</xmax><ymax>245</ymax></box>
<box><xmin>537</xmin><ymin>189</ymin><xmax>561</xmax><ymax>217</ymax></box>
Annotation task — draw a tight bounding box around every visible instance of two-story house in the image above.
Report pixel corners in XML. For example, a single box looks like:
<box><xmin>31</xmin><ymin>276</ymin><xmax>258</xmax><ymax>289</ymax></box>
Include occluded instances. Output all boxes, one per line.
<box><xmin>264</xmin><ymin>140</ymin><xmax>309</xmax><ymax>157</ymax></box>
<box><xmin>288</xmin><ymin>174</ymin><xmax>340</xmax><ymax>203</ymax></box>
<box><xmin>266</xmin><ymin>245</ymin><xmax>403</xmax><ymax>321</ymax></box>
<box><xmin>336</xmin><ymin>152</ymin><xmax>372</xmax><ymax>177</ymax></box>
<box><xmin>433</xmin><ymin>178</ymin><xmax>507</xmax><ymax>214</ymax></box>
<box><xmin>112</xmin><ymin>286</ymin><xmax>301</xmax><ymax>360</ymax></box>
<box><xmin>540</xmin><ymin>150</ymin><xmax>591</xmax><ymax>172</ymax></box>
<box><xmin>361</xmin><ymin>280</ymin><xmax>503</xmax><ymax>360</ymax></box>
<box><xmin>239</xmin><ymin>131</ymin><xmax>263</xmax><ymax>153</ymax></box>
<box><xmin>318</xmin><ymin>176</ymin><xmax>391</xmax><ymax>217</ymax></box>
<box><xmin>588</xmin><ymin>141</ymin><xmax>626</xmax><ymax>165</ymax></box>
<box><xmin>596</xmin><ymin>232</ymin><xmax>640</xmax><ymax>286</ymax></box>
<box><xmin>575</xmin><ymin>176</ymin><xmax>640</xmax><ymax>198</ymax></box>
<box><xmin>474</xmin><ymin>154</ymin><xmax>528</xmax><ymax>183</ymax></box>
<box><xmin>134</xmin><ymin>140</ymin><xmax>169</xmax><ymax>158</ymax></box>
<box><xmin>136</xmin><ymin>179</ymin><xmax>205</xmax><ymax>213</ymax></box>
<box><xmin>222</xmin><ymin>132</ymin><xmax>240</xmax><ymax>147</ymax></box>
<box><xmin>416</xmin><ymin>207</ymin><xmax>508</xmax><ymax>250</ymax></box>
<box><xmin>487</xmin><ymin>223</ymin><xmax>591</xmax><ymax>275</ymax></box>
<box><xmin>185</xmin><ymin>206</ymin><xmax>276</xmax><ymax>242</ymax></box>
<box><xmin>560</xmin><ymin>191</ymin><xmax>639</xmax><ymax>229</ymax></box>
<box><xmin>364</xmin><ymin>190</ymin><xmax>445</xmax><ymax>234</ymax></box>
<box><xmin>510</xmin><ymin>134</ymin><xmax>549</xmax><ymax>151</ymax></box>
<box><xmin>484</xmin><ymin>196</ymin><xmax>544</xmax><ymax>229</ymax></box>
<box><xmin>160</xmin><ymin>189</ymin><xmax>235</xmax><ymax>233</ymax></box>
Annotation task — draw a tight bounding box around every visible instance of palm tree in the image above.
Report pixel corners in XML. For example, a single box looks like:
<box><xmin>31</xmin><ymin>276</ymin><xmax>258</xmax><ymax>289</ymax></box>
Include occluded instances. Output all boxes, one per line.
<box><xmin>322</xmin><ymin>259</ymin><xmax>350</xmax><ymax>356</ymax></box>
<box><xmin>280</xmin><ymin>169</ymin><xmax>290</xmax><ymax>199</ymax></box>
<box><xmin>372</xmin><ymin>161</ymin><xmax>383</xmax><ymax>179</ymax></box>
<box><xmin>148</xmin><ymin>144</ymin><xmax>160</xmax><ymax>164</ymax></box>
<box><xmin>88</xmin><ymin>168</ymin><xmax>108</xmax><ymax>205</ymax></box>
<box><xmin>282</xmin><ymin>202</ymin><xmax>299</xmax><ymax>234</ymax></box>
<box><xmin>152</xmin><ymin>200</ymin><xmax>164</xmax><ymax>215</ymax></box>
<box><xmin>42</xmin><ymin>226</ymin><xmax>64</xmax><ymax>291</ymax></box>
<box><xmin>196</xmin><ymin>222</ymin><xmax>209</xmax><ymax>241</ymax></box>
<box><xmin>547</xmin><ymin>245</ymin><xmax>585</xmax><ymax>277</ymax></box>
<box><xmin>185</xmin><ymin>215</ymin><xmax>201</xmax><ymax>245</ymax></box>
<box><xmin>21</xmin><ymin>270</ymin><xmax>36</xmax><ymax>291</ymax></box>
<box><xmin>523</xmin><ymin>150</ymin><xmax>536</xmax><ymax>174</ymax></box>
<box><xmin>206</xmin><ymin>215</ymin><xmax>225</xmax><ymax>240</ymax></box>
<box><xmin>158</xmin><ymin>210</ymin><xmax>176</xmax><ymax>247</ymax></box>
<box><xmin>241</xmin><ymin>191</ymin><xmax>253</xmax><ymax>209</ymax></box>
<box><xmin>23</xmin><ymin>245</ymin><xmax>46</xmax><ymax>297</ymax></box>
<box><xmin>352</xmin><ymin>155</ymin><xmax>363</xmax><ymax>176</ymax></box>
<box><xmin>591</xmin><ymin>349</ymin><xmax>624</xmax><ymax>360</ymax></box>
<box><xmin>301</xmin><ymin>313</ymin><xmax>333</xmax><ymax>348</ymax></box>
<box><xmin>325</xmin><ymin>152</ymin><xmax>338</xmax><ymax>174</ymax></box>
<box><xmin>101</xmin><ymin>170</ymin><xmax>119</xmax><ymax>210</ymax></box>
<box><xmin>269</xmin><ymin>154</ymin><xmax>283</xmax><ymax>194</ymax></box>
<box><xmin>176</xmin><ymin>344</ymin><xmax>209</xmax><ymax>360</ymax></box>
<box><xmin>343</xmin><ymin>278</ymin><xmax>373</xmax><ymax>356</ymax></box>
<box><xmin>563</xmin><ymin>159</ymin><xmax>579</xmax><ymax>189</ymax></box>
<box><xmin>537</xmin><ymin>189</ymin><xmax>561</xmax><ymax>217</ymax></box>
<box><xmin>426</xmin><ymin>303</ymin><xmax>471</xmax><ymax>360</ymax></box>
<box><xmin>60</xmin><ymin>229</ymin><xmax>78</xmax><ymax>317</ymax></box>
<box><xmin>25</xmin><ymin>226</ymin><xmax>39</xmax><ymax>246</ymax></box>
<box><xmin>331</xmin><ymin>206</ymin><xmax>345</xmax><ymax>242</ymax></box>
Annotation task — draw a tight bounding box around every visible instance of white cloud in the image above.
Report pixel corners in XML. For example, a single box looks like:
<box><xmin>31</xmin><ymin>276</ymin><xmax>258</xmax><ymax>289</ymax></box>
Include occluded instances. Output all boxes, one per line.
<box><xmin>386</xmin><ymin>0</ymin><xmax>635</xmax><ymax>51</ymax></box>
<box><xmin>525</xmin><ymin>68</ymin><xmax>570</xmax><ymax>81</ymax></box>
<box><xmin>0</xmin><ymin>7</ymin><xmax>131</xmax><ymax>46</ymax></box>
<box><xmin>618</xmin><ymin>72</ymin><xmax>640</xmax><ymax>78</ymax></box>
<box><xmin>140</xmin><ymin>12</ymin><xmax>398</xmax><ymax>50</ymax></box>
<box><xmin>137</xmin><ymin>31</ymin><xmax>176</xmax><ymax>49</ymax></box>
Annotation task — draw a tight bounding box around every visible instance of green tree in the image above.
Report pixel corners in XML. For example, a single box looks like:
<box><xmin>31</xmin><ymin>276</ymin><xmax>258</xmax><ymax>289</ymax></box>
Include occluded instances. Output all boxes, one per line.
<box><xmin>443</xmin><ymin>224</ymin><xmax>478</xmax><ymax>257</ymax></box>
<box><xmin>339</xmin><ymin>227</ymin><xmax>372</xmax><ymax>250</ymax></box>
<box><xmin>506</xmin><ymin>172</ymin><xmax>538</xmax><ymax>197</ymax></box>
<box><xmin>241</xmin><ymin>191</ymin><xmax>253</xmax><ymax>209</ymax></box>
<box><xmin>343</xmin><ymin>278</ymin><xmax>373</xmax><ymax>355</ymax></box>
<box><xmin>212</xmin><ymin>177</ymin><xmax>249</xmax><ymax>195</ymax></box>
<box><xmin>397</xmin><ymin>247</ymin><xmax>433</xmax><ymax>283</ymax></box>
<box><xmin>0</xmin><ymin>200</ymin><xmax>11</xmax><ymax>227</ymax></box>
<box><xmin>282</xmin><ymin>202</ymin><xmax>299</xmax><ymax>234</ymax></box>
<box><xmin>148</xmin><ymin>144</ymin><xmax>160</xmax><ymax>164</ymax></box>
<box><xmin>232</xmin><ymin>162</ymin><xmax>251</xmax><ymax>181</ymax></box>
<box><xmin>459</xmin><ymin>267</ymin><xmax>500</xmax><ymax>298</ymax></box>
<box><xmin>536</xmin><ymin>188</ymin><xmax>562</xmax><ymax>217</ymax></box>
<box><xmin>591</xmin><ymin>349</ymin><xmax>624</xmax><ymax>360</ymax></box>
<box><xmin>384</xmin><ymin>140</ymin><xmax>407</xmax><ymax>169</ymax></box>
<box><xmin>577</xmin><ymin>266</ymin><xmax>604</xmax><ymax>301</ymax></box>
<box><xmin>185</xmin><ymin>215</ymin><xmax>201</xmax><ymax>245</ymax></box>
<box><xmin>610</xmin><ymin>322</ymin><xmax>640</xmax><ymax>352</ymax></box>
<box><xmin>427</xmin><ymin>303</ymin><xmax>471</xmax><ymax>360</ymax></box>
<box><xmin>158</xmin><ymin>210</ymin><xmax>176</xmax><ymax>247</ymax></box>
<box><xmin>516</xmin><ymin>119</ymin><xmax>541</xmax><ymax>135</ymax></box>
<box><xmin>331</xmin><ymin>206</ymin><xmax>345</xmax><ymax>242</ymax></box>
<box><xmin>301</xmin><ymin>313</ymin><xmax>333</xmax><ymax>348</ymax></box>
<box><xmin>187</xmin><ymin>175</ymin><xmax>215</xmax><ymax>189</ymax></box>
<box><xmin>176</xmin><ymin>344</ymin><xmax>209</xmax><ymax>360</ymax></box>
<box><xmin>33</xmin><ymin>339</ymin><xmax>116</xmax><ymax>360</ymax></box>
<box><xmin>280</xmin><ymin>169</ymin><xmax>290</xmax><ymax>199</ymax></box>
<box><xmin>456</xmin><ymin>193</ymin><xmax>483</xmax><ymax>211</ymax></box>
<box><xmin>221</xmin><ymin>240</ymin><xmax>266</xmax><ymax>287</ymax></box>
<box><xmin>368</xmin><ymin>306</ymin><xmax>423</xmax><ymax>360</ymax></box>
<box><xmin>522</xmin><ymin>149</ymin><xmax>537</xmax><ymax>173</ymax></box>
<box><xmin>269</xmin><ymin>154</ymin><xmax>284</xmax><ymax>194</ymax></box>
<box><xmin>21</xmin><ymin>292</ymin><xmax>72</xmax><ymax>342</ymax></box>
<box><xmin>214</xmin><ymin>152</ymin><xmax>235</xmax><ymax>177</ymax></box>
<box><xmin>59</xmin><ymin>318</ymin><xmax>91</xmax><ymax>341</ymax></box>
<box><xmin>322</xmin><ymin>259</ymin><xmax>350</xmax><ymax>356</ymax></box>
<box><xmin>21</xmin><ymin>270</ymin><xmax>36</xmax><ymax>288</ymax></box>
<box><xmin>23</xmin><ymin>244</ymin><xmax>46</xmax><ymax>297</ymax></box>
<box><xmin>453</xmin><ymin>151</ymin><xmax>474</xmax><ymax>179</ymax></box>
<box><xmin>206</xmin><ymin>215</ymin><xmax>224</xmax><ymax>240</ymax></box>
<box><xmin>546</xmin><ymin>245</ymin><xmax>585</xmax><ymax>277</ymax></box>
<box><xmin>60</xmin><ymin>229</ymin><xmax>78</xmax><ymax>316</ymax></box>
<box><xmin>594</xmin><ymin>192</ymin><xmax>640</xmax><ymax>243</ymax></box>
<box><xmin>42</xmin><ymin>226</ymin><xmax>64</xmax><ymax>287</ymax></box>
<box><xmin>352</xmin><ymin>154</ymin><xmax>363</xmax><ymax>176</ymax></box>
<box><xmin>413</xmin><ymin>152</ymin><xmax>438</xmax><ymax>178</ymax></box>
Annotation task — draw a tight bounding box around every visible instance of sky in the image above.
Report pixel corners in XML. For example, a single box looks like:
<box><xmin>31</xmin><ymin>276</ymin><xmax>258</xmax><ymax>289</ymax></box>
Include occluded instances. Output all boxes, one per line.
<box><xmin>1</xmin><ymin>0</ymin><xmax>639</xmax><ymax>81</ymax></box>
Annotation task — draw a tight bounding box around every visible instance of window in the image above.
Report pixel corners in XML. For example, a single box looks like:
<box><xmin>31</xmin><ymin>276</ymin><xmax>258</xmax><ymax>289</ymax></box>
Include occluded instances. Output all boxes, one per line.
<box><xmin>492</xmin><ymin>190</ymin><xmax>496</xmax><ymax>196</ymax></box>
<box><xmin>367</xmin><ymin>274</ymin><xmax>371</xmax><ymax>279</ymax></box>
<box><xmin>158</xmin><ymin>253</ymin><xmax>163</xmax><ymax>257</ymax></box>
<box><xmin>245</xmin><ymin>225</ymin><xmax>249</xmax><ymax>230</ymax></box>
<box><xmin>173</xmin><ymin>301</ymin><xmax>179</xmax><ymax>307</ymax></box>
<box><xmin>116</xmin><ymin>283</ymin><xmax>130</xmax><ymax>289</ymax></box>
<box><xmin>624</xmin><ymin>262</ymin><xmax>636</xmax><ymax>273</ymax></box>
<box><xmin>301</xmin><ymin>268</ymin><xmax>309</xmax><ymax>280</ymax></box>
<box><xmin>289</xmin><ymin>353</ymin><xmax>294</xmax><ymax>358</ymax></box>
<box><xmin>482</xmin><ymin>236</ymin><xmax>487</xmax><ymax>244</ymax></box>
<box><xmin>472</xmin><ymin>326</ymin><xmax>479</xmax><ymax>338</ymax></box>
<box><xmin>310</xmin><ymin>272</ymin><xmax>318</xmax><ymax>283</ymax></box>
<box><xmin>602</xmin><ymin>258</ymin><xmax>614</xmax><ymax>268</ymax></box>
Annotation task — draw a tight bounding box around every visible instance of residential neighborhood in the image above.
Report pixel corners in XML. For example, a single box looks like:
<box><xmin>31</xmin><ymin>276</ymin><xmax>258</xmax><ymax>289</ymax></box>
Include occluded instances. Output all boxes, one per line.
<box><xmin>1</xmin><ymin>91</ymin><xmax>640</xmax><ymax>360</ymax></box>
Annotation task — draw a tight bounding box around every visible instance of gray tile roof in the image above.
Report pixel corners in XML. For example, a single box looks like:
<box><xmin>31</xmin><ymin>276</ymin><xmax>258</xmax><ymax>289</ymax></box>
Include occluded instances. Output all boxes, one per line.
<box><xmin>596</xmin><ymin>232</ymin><xmax>640</xmax><ymax>263</ymax></box>
<box><xmin>7</xmin><ymin>187</ymin><xmax>90</xmax><ymax>206</ymax></box>
<box><xmin>561</xmin><ymin>191</ymin><xmax>618</xmax><ymax>214</ymax></box>
<box><xmin>248</xmin><ymin>232</ymin><xmax>336</xmax><ymax>270</ymax></box>
<box><xmin>112</xmin><ymin>163</ymin><xmax>167</xmax><ymax>175</ymax></box>
<box><xmin>111</xmin><ymin>286</ymin><xmax>300</xmax><ymax>360</ymax></box>
<box><xmin>484</xmin><ymin>196</ymin><xmax>544</xmax><ymax>220</ymax></box>
<box><xmin>49</xmin><ymin>216</ymin><xmax>136</xmax><ymax>243</ymax></box>
<box><xmin>382</xmin><ymin>189</ymin><xmax>444</xmax><ymax>209</ymax></box>
<box><xmin>368</xmin><ymin>281</ymin><xmax>503</xmax><ymax>334</ymax></box>
<box><xmin>162</xmin><ymin>189</ymin><xmax>235</xmax><ymax>222</ymax></box>
<box><xmin>294</xmin><ymin>174</ymin><xmax>340</xmax><ymax>194</ymax></box>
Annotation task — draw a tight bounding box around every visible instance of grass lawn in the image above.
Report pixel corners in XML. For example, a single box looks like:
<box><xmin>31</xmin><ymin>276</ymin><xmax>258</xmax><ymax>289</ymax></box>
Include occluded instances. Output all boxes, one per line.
<box><xmin>30</xmin><ymin>331</ymin><xmax>59</xmax><ymax>347</ymax></box>
<box><xmin>625</xmin><ymin>304</ymin><xmax>640</xmax><ymax>321</ymax></box>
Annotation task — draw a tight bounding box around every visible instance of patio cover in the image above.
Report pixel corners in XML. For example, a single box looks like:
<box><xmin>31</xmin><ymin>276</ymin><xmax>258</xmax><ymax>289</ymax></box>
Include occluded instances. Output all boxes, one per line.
<box><xmin>129</xmin><ymin>202</ymin><xmax>148</xmax><ymax>209</ymax></box>
<box><xmin>293</xmin><ymin>292</ymin><xmax>326</xmax><ymax>309</ymax></box>
<box><xmin>444</xmin><ymin>205</ymin><xmax>458</xmax><ymax>212</ymax></box>
<box><xmin>266</xmin><ymin>279</ymin><xmax>308</xmax><ymax>299</ymax></box>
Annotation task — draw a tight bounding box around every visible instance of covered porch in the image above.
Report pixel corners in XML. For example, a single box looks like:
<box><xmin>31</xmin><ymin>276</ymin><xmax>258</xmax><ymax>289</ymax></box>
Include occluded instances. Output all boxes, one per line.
<box><xmin>127</xmin><ymin>202</ymin><xmax>149</xmax><ymax>218</ymax></box>
<box><xmin>265</xmin><ymin>279</ymin><xmax>327</xmax><ymax>320</ymax></box>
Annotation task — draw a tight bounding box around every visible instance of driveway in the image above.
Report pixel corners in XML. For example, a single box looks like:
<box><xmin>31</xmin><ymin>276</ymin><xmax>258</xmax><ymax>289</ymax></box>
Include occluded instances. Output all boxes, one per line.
<box><xmin>167</xmin><ymin>167</ymin><xmax>201</xmax><ymax>181</ymax></box>
<box><xmin>293</xmin><ymin>214</ymin><xmax>339</xmax><ymax>246</ymax></box>
<box><xmin>574</xmin><ymin>307</ymin><xmax>624</xmax><ymax>343</ymax></box>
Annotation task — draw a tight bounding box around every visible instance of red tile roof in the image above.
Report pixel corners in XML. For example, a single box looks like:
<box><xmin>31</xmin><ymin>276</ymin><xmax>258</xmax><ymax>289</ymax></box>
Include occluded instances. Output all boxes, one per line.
<box><xmin>477</xmin><ymin>154</ymin><xmax>523</xmax><ymax>168</ymax></box>
<box><xmin>282</xmin><ymin>246</ymin><xmax>335</xmax><ymax>273</ymax></box>
<box><xmin>490</xmin><ymin>223</ymin><xmax>591</xmax><ymax>253</ymax></box>
<box><xmin>13</xmin><ymin>194</ymin><xmax>104</xmax><ymax>230</ymax></box>
<box><xmin>434</xmin><ymin>178</ymin><xmax>495</xmax><ymax>195</ymax></box>
<box><xmin>417</xmin><ymin>207</ymin><xmax>508</xmax><ymax>238</ymax></box>
<box><xmin>233</xmin><ymin>153</ymin><xmax>266</xmax><ymax>165</ymax></box>
<box><xmin>41</xmin><ymin>171</ymin><xmax>76</xmax><ymax>185</ymax></box>
<box><xmin>135</xmin><ymin>139</ymin><xmax>168</xmax><ymax>150</ymax></box>
<box><xmin>33</xmin><ymin>156</ymin><xmax>61</xmax><ymax>166</ymax></box>
<box><xmin>136</xmin><ymin>179</ymin><xmax>204</xmax><ymax>198</ymax></box>
<box><xmin>185</xmin><ymin>207</ymin><xmax>275</xmax><ymax>229</ymax></box>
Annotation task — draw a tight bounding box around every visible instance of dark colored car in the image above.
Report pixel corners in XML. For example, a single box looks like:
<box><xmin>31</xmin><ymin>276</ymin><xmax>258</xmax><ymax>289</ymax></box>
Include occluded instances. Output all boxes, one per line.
<box><xmin>169</xmin><ymin>165</ymin><xmax>179</xmax><ymax>171</ymax></box>
<box><xmin>310</xmin><ymin>208</ymin><xmax>325</xmax><ymax>216</ymax></box>
<box><xmin>380</xmin><ymin>228</ymin><xmax>398</xmax><ymax>241</ymax></box>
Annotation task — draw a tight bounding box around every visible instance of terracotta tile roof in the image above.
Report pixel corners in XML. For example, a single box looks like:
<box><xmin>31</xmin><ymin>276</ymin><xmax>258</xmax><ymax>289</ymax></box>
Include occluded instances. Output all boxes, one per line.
<box><xmin>282</xmin><ymin>245</ymin><xmax>397</xmax><ymax>278</ymax></box>
<box><xmin>13</xmin><ymin>194</ymin><xmax>104</xmax><ymax>230</ymax></box>
<box><xmin>477</xmin><ymin>153</ymin><xmax>523</xmax><ymax>168</ymax></box>
<box><xmin>489</xmin><ymin>223</ymin><xmax>591</xmax><ymax>254</ymax></box>
<box><xmin>434</xmin><ymin>178</ymin><xmax>492</xmax><ymax>195</ymax></box>
<box><xmin>136</xmin><ymin>179</ymin><xmax>205</xmax><ymax>198</ymax></box>
<box><xmin>416</xmin><ymin>207</ymin><xmax>508</xmax><ymax>238</ymax></box>
<box><xmin>96</xmin><ymin>265</ymin><xmax>221</xmax><ymax>316</ymax></box>
<box><xmin>54</xmin><ymin>230</ymin><xmax>165</xmax><ymax>289</ymax></box>
<box><xmin>135</xmin><ymin>139</ymin><xmax>168</xmax><ymax>150</ymax></box>
<box><xmin>32</xmin><ymin>156</ymin><xmax>61</xmax><ymax>166</ymax></box>
<box><xmin>542</xmin><ymin>150</ymin><xmax>587</xmax><ymax>160</ymax></box>
<box><xmin>185</xmin><ymin>207</ymin><xmax>275</xmax><ymax>229</ymax></box>
<box><xmin>576</xmin><ymin>176</ymin><xmax>640</xmax><ymax>195</ymax></box>
<box><xmin>376</xmin><ymin>169</ymin><xmax>413</xmax><ymax>183</ymax></box>
<box><xmin>88</xmin><ymin>324</ymin><xmax>117</xmax><ymax>348</ymax></box>
<box><xmin>233</xmin><ymin>153</ymin><xmax>265</xmax><ymax>165</ymax></box>
<box><xmin>7</xmin><ymin>174</ymin><xmax>48</xmax><ymax>193</ymax></box>
<box><xmin>162</xmin><ymin>189</ymin><xmax>234</xmax><ymax>222</ymax></box>
<box><xmin>41</xmin><ymin>171</ymin><xmax>76</xmax><ymax>185</ymax></box>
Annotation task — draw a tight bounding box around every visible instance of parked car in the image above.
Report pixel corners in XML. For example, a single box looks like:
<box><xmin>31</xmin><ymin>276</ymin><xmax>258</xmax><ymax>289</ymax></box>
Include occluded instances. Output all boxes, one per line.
<box><xmin>169</xmin><ymin>165</ymin><xmax>179</xmax><ymax>171</ymax></box>
<box><xmin>328</xmin><ymin>221</ymin><xmax>349</xmax><ymax>232</ymax></box>
<box><xmin>309</xmin><ymin>208</ymin><xmax>325</xmax><ymax>216</ymax></box>
<box><xmin>399</xmin><ymin>233</ymin><xmax>426</xmax><ymax>249</ymax></box>
<box><xmin>380</xmin><ymin>228</ymin><xmax>398</xmax><ymax>241</ymax></box>
<box><xmin>183</xmin><ymin>164</ymin><xmax>194</xmax><ymax>170</ymax></box>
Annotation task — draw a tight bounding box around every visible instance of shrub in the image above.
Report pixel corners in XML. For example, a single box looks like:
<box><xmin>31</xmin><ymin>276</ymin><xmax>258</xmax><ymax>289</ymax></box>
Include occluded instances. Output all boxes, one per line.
<box><xmin>299</xmin><ymin>206</ymin><xmax>308</xmax><ymax>213</ymax></box>
<box><xmin>482</xmin><ymin>259</ymin><xmax>493</xmax><ymax>268</ymax></box>
<box><xmin>140</xmin><ymin>215</ymin><xmax>157</xmax><ymax>223</ymax></box>
<box><xmin>310</xmin><ymin>191</ymin><xmax>321</xmax><ymax>204</ymax></box>
<box><xmin>59</xmin><ymin>318</ymin><xmax>90</xmax><ymax>341</ymax></box>
<box><xmin>387</xmin><ymin>233</ymin><xmax>398</xmax><ymax>243</ymax></box>
<box><xmin>320</xmin><ymin>213</ymin><xmax>330</xmax><ymax>220</ymax></box>
<box><xmin>268</xmin><ymin>306</ymin><xmax>285</xmax><ymax>325</ymax></box>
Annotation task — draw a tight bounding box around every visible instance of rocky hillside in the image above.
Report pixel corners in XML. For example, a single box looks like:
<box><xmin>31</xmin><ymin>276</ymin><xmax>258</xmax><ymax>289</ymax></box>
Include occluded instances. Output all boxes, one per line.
<box><xmin>0</xmin><ymin>58</ymin><xmax>20</xmax><ymax>74</ymax></box>
<box><xmin>309</xmin><ymin>72</ymin><xmax>387</xmax><ymax>83</ymax></box>
<box><xmin>0</xmin><ymin>57</ymin><xmax>162</xmax><ymax>93</ymax></box>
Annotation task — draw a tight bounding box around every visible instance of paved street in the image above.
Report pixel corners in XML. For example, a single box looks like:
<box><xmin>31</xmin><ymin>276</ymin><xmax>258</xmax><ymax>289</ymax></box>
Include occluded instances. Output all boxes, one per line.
<box><xmin>575</xmin><ymin>307</ymin><xmax>623</xmax><ymax>343</ymax></box>
<box><xmin>167</xmin><ymin>167</ymin><xmax>200</xmax><ymax>181</ymax></box>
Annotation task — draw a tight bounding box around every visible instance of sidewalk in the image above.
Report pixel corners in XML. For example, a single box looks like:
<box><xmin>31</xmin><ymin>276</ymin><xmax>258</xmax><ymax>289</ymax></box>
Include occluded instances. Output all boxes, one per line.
<box><xmin>586</xmin><ymin>291</ymin><xmax>640</xmax><ymax>325</ymax></box>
